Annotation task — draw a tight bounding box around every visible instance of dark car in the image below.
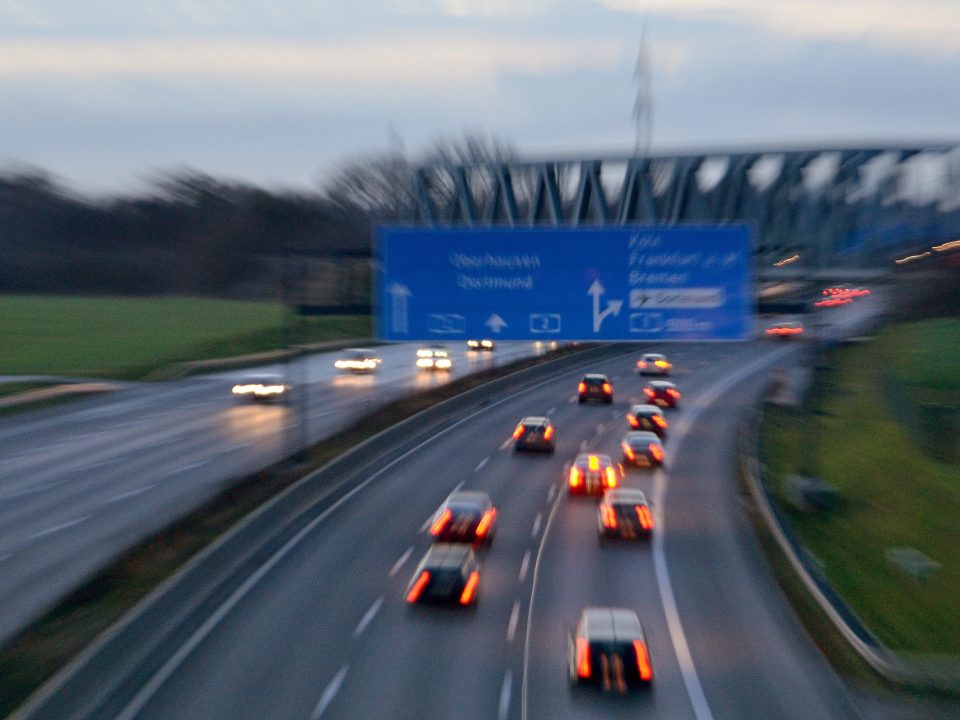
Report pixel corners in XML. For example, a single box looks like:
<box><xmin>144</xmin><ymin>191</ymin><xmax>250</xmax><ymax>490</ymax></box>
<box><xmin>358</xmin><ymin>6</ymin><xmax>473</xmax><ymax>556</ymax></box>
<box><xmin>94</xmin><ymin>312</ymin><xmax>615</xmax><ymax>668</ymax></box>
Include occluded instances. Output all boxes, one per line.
<box><xmin>568</xmin><ymin>607</ymin><xmax>653</xmax><ymax>691</ymax></box>
<box><xmin>429</xmin><ymin>491</ymin><xmax>497</xmax><ymax>547</ymax></box>
<box><xmin>642</xmin><ymin>380</ymin><xmax>681</xmax><ymax>409</ymax></box>
<box><xmin>620</xmin><ymin>431</ymin><xmax>664</xmax><ymax>468</ymax></box>
<box><xmin>625</xmin><ymin>404</ymin><xmax>668</xmax><ymax>438</ymax></box>
<box><xmin>636</xmin><ymin>353</ymin><xmax>671</xmax><ymax>376</ymax></box>
<box><xmin>765</xmin><ymin>321</ymin><xmax>805</xmax><ymax>339</ymax></box>
<box><xmin>578</xmin><ymin>374</ymin><xmax>613</xmax><ymax>404</ymax></box>
<box><xmin>513</xmin><ymin>416</ymin><xmax>556</xmax><ymax>453</ymax></box>
<box><xmin>405</xmin><ymin>544</ymin><xmax>481</xmax><ymax>607</ymax></box>
<box><xmin>568</xmin><ymin>453</ymin><xmax>620</xmax><ymax>496</ymax></box>
<box><xmin>597</xmin><ymin>489</ymin><xmax>655</xmax><ymax>541</ymax></box>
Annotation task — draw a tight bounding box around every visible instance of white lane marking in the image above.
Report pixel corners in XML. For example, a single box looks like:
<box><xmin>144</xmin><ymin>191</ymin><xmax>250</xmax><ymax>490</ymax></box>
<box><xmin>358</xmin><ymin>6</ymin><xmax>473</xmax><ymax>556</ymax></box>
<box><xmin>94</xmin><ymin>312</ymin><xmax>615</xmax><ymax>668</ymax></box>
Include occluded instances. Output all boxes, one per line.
<box><xmin>518</xmin><ymin>550</ymin><xmax>531</xmax><ymax>582</ymax></box>
<box><xmin>647</xmin><ymin>345</ymin><xmax>794</xmax><ymax>720</ymax></box>
<box><xmin>500</xmin><ymin>437</ymin><xmax>512</xmax><ymax>451</ymax></box>
<box><xmin>568</xmin><ymin>395</ymin><xmax>577</xmax><ymax>403</ymax></box>
<box><xmin>225</xmin><ymin>443</ymin><xmax>248</xmax><ymax>453</ymax></box>
<box><xmin>26</xmin><ymin>515</ymin><xmax>89</xmax><ymax>541</ymax></box>
<box><xmin>546</xmin><ymin>406</ymin><xmax>556</xmax><ymax>415</ymax></box>
<box><xmin>578</xmin><ymin>439</ymin><xmax>587</xmax><ymax>452</ymax></box>
<box><xmin>85</xmin><ymin>457</ymin><xmax>118</xmax><ymax>469</ymax></box>
<box><xmin>104</xmin><ymin>483</ymin><xmax>155</xmax><ymax>505</ymax></box>
<box><xmin>474</xmin><ymin>457</ymin><xmax>489</xmax><ymax>473</ymax></box>
<box><xmin>0</xmin><ymin>480</ymin><xmax>65</xmax><ymax>502</ymax></box>
<box><xmin>507</xmin><ymin>600</ymin><xmax>521</xmax><ymax>642</ymax></box>
<box><xmin>418</xmin><ymin>514</ymin><xmax>434</xmax><ymax>534</ymax></box>
<box><xmin>546</xmin><ymin>484</ymin><xmax>556</xmax><ymax>503</ymax></box>
<box><xmin>531</xmin><ymin>513</ymin><xmax>542</xmax><ymax>538</ymax></box>
<box><xmin>311</xmin><ymin>665</ymin><xmax>349</xmax><ymax>720</ymax></box>
<box><xmin>595</xmin><ymin>423</ymin><xmax>605</xmax><ymax>436</ymax></box>
<box><xmin>352</xmin><ymin>596</ymin><xmax>383</xmax><ymax>638</ymax></box>
<box><xmin>168</xmin><ymin>459</ymin><xmax>207</xmax><ymax>475</ymax></box>
<box><xmin>451</xmin><ymin>480</ymin><xmax>466</xmax><ymax>494</ymax></box>
<box><xmin>389</xmin><ymin>547</ymin><xmax>414</xmax><ymax>577</ymax></box>
<box><xmin>498</xmin><ymin>670</ymin><xmax>513</xmax><ymax>720</ymax></box>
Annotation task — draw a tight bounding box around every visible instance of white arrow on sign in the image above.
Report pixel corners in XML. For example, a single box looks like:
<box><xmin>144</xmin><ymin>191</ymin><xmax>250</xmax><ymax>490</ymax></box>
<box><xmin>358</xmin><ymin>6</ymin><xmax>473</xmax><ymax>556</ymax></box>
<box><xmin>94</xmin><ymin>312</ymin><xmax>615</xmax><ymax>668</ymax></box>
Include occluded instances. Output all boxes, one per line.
<box><xmin>485</xmin><ymin>313</ymin><xmax>508</xmax><ymax>334</ymax></box>
<box><xmin>388</xmin><ymin>282</ymin><xmax>411</xmax><ymax>333</ymax></box>
<box><xmin>588</xmin><ymin>280</ymin><xmax>623</xmax><ymax>333</ymax></box>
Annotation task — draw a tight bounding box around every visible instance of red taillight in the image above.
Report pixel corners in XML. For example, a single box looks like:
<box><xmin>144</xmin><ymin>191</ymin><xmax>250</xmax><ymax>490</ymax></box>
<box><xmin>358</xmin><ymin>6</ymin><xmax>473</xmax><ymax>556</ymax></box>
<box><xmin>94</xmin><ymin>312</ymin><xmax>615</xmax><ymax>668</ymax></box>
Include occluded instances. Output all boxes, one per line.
<box><xmin>604</xmin><ymin>466</ymin><xmax>617</xmax><ymax>488</ymax></box>
<box><xmin>602</xmin><ymin>383</ymin><xmax>612</xmax><ymax>394</ymax></box>
<box><xmin>576</xmin><ymin>638</ymin><xmax>591</xmax><ymax>678</ymax></box>
<box><xmin>667</xmin><ymin>389</ymin><xmax>680</xmax><ymax>398</ymax></box>
<box><xmin>627</xmin><ymin>414</ymin><xmax>639</xmax><ymax>428</ymax></box>
<box><xmin>652</xmin><ymin>415</ymin><xmax>667</xmax><ymax>429</ymax></box>
<box><xmin>475</xmin><ymin>508</ymin><xmax>496</xmax><ymax>538</ymax></box>
<box><xmin>655</xmin><ymin>360</ymin><xmax>669</xmax><ymax>368</ymax></box>
<box><xmin>623</xmin><ymin>444</ymin><xmax>635</xmax><ymax>460</ymax></box>
<box><xmin>513</xmin><ymin>425</ymin><xmax>525</xmax><ymax>440</ymax></box>
<box><xmin>406</xmin><ymin>571</ymin><xmax>431</xmax><ymax>603</ymax></box>
<box><xmin>638</xmin><ymin>361</ymin><xmax>647</xmax><ymax>368</ymax></box>
<box><xmin>459</xmin><ymin>571</ymin><xmax>480</xmax><ymax>605</ymax></box>
<box><xmin>430</xmin><ymin>509</ymin><xmax>452</xmax><ymax>536</ymax></box>
<box><xmin>569</xmin><ymin>467</ymin><xmax>582</xmax><ymax>487</ymax></box>
<box><xmin>643</xmin><ymin>387</ymin><xmax>655</xmax><ymax>397</ymax></box>
<box><xmin>544</xmin><ymin>425</ymin><xmax>554</xmax><ymax>441</ymax></box>
<box><xmin>601</xmin><ymin>504</ymin><xmax>617</xmax><ymax>529</ymax></box>
<box><xmin>649</xmin><ymin>444</ymin><xmax>663</xmax><ymax>462</ymax></box>
<box><xmin>633</xmin><ymin>640</ymin><xmax>653</xmax><ymax>681</ymax></box>
<box><xmin>578</xmin><ymin>382</ymin><xmax>586</xmax><ymax>393</ymax></box>
<box><xmin>636</xmin><ymin>505</ymin><xmax>654</xmax><ymax>530</ymax></box>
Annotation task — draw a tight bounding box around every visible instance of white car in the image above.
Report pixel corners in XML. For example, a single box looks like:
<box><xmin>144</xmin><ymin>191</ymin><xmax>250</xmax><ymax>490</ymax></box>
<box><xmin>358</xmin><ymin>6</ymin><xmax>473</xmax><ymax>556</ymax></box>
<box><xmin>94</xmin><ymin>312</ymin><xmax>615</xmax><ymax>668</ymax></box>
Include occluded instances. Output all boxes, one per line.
<box><xmin>231</xmin><ymin>374</ymin><xmax>290</xmax><ymax>402</ymax></box>
<box><xmin>636</xmin><ymin>353</ymin><xmax>671</xmax><ymax>376</ymax></box>
<box><xmin>416</xmin><ymin>345</ymin><xmax>453</xmax><ymax>371</ymax></box>
<box><xmin>467</xmin><ymin>339</ymin><xmax>496</xmax><ymax>351</ymax></box>
<box><xmin>334</xmin><ymin>348</ymin><xmax>382</xmax><ymax>373</ymax></box>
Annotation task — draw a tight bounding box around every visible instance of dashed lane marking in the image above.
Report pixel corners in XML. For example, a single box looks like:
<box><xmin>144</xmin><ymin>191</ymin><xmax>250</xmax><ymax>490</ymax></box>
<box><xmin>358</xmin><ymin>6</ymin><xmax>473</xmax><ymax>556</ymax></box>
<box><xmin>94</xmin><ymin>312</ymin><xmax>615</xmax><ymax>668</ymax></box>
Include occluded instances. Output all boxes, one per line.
<box><xmin>26</xmin><ymin>515</ymin><xmax>89</xmax><ymax>541</ymax></box>
<box><xmin>389</xmin><ymin>547</ymin><xmax>414</xmax><ymax>577</ymax></box>
<box><xmin>531</xmin><ymin>513</ymin><xmax>542</xmax><ymax>538</ymax></box>
<box><xmin>474</xmin><ymin>457</ymin><xmax>489</xmax><ymax>473</ymax></box>
<box><xmin>352</xmin><ymin>596</ymin><xmax>383</xmax><ymax>638</ymax></box>
<box><xmin>518</xmin><ymin>550</ymin><xmax>531</xmax><ymax>582</ymax></box>
<box><xmin>311</xmin><ymin>665</ymin><xmax>349</xmax><ymax>720</ymax></box>
<box><xmin>507</xmin><ymin>600</ymin><xmax>521</xmax><ymax>642</ymax></box>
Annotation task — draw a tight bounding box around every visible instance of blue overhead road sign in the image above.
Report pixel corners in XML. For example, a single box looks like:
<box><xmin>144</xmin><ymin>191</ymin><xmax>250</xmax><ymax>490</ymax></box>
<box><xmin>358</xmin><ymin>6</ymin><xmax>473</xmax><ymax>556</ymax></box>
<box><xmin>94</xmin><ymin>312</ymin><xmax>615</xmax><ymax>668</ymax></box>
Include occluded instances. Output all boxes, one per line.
<box><xmin>377</xmin><ymin>226</ymin><xmax>752</xmax><ymax>341</ymax></box>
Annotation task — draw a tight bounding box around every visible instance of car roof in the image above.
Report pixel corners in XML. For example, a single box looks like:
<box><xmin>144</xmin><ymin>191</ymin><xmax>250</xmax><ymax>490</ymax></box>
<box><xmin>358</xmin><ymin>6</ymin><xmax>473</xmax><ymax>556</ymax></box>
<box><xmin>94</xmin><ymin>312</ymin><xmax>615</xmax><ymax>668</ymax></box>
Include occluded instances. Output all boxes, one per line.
<box><xmin>520</xmin><ymin>416</ymin><xmax>550</xmax><ymax>425</ymax></box>
<box><xmin>582</xmin><ymin>373</ymin><xmax>609</xmax><ymax>380</ymax></box>
<box><xmin>604</xmin><ymin>488</ymin><xmax>649</xmax><ymax>505</ymax></box>
<box><xmin>580</xmin><ymin>607</ymin><xmax>643</xmax><ymax>641</ymax></box>
<box><xmin>641</xmin><ymin>353</ymin><xmax>665</xmax><ymax>359</ymax></box>
<box><xmin>240</xmin><ymin>373</ymin><xmax>283</xmax><ymax>381</ymax></box>
<box><xmin>574</xmin><ymin>453</ymin><xmax>613</xmax><ymax>466</ymax></box>
<box><xmin>421</xmin><ymin>543</ymin><xmax>474</xmax><ymax>570</ymax></box>
<box><xmin>445</xmin><ymin>491</ymin><xmax>491</xmax><ymax>508</ymax></box>
<box><xmin>623</xmin><ymin>431</ymin><xmax>661</xmax><ymax>444</ymax></box>
<box><xmin>346</xmin><ymin>348</ymin><xmax>375</xmax><ymax>354</ymax></box>
<box><xmin>629</xmin><ymin>404</ymin><xmax>664</xmax><ymax>414</ymax></box>
<box><xmin>647</xmin><ymin>380</ymin><xmax>676</xmax><ymax>388</ymax></box>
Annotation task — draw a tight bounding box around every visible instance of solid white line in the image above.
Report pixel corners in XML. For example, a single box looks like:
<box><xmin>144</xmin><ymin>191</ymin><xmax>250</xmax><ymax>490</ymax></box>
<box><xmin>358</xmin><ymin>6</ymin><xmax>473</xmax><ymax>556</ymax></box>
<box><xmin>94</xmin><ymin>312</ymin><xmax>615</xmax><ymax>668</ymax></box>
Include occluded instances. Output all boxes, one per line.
<box><xmin>26</xmin><ymin>515</ymin><xmax>89</xmax><ymax>541</ymax></box>
<box><xmin>474</xmin><ymin>457</ymin><xmax>489</xmax><ymax>473</ymax></box>
<box><xmin>389</xmin><ymin>547</ymin><xmax>414</xmax><ymax>577</ymax></box>
<box><xmin>546</xmin><ymin>484</ymin><xmax>556</xmax><ymax>503</ymax></box>
<box><xmin>168</xmin><ymin>459</ymin><xmax>208</xmax><ymax>475</ymax></box>
<box><xmin>352</xmin><ymin>596</ymin><xmax>383</xmax><ymax>638</ymax></box>
<box><xmin>531</xmin><ymin>513</ymin><xmax>542</xmax><ymax>538</ymax></box>
<box><xmin>311</xmin><ymin>665</ymin><xmax>349</xmax><ymax>720</ymax></box>
<box><xmin>507</xmin><ymin>600</ymin><xmax>521</xmax><ymax>642</ymax></box>
<box><xmin>546</xmin><ymin>406</ymin><xmax>556</xmax><ymax>415</ymax></box>
<box><xmin>104</xmin><ymin>484</ymin><xmax>155</xmax><ymax>505</ymax></box>
<box><xmin>225</xmin><ymin>443</ymin><xmax>248</xmax><ymax>453</ymax></box>
<box><xmin>498</xmin><ymin>670</ymin><xmax>513</xmax><ymax>720</ymax></box>
<box><xmin>518</xmin><ymin>550</ymin><xmax>531</xmax><ymax>582</ymax></box>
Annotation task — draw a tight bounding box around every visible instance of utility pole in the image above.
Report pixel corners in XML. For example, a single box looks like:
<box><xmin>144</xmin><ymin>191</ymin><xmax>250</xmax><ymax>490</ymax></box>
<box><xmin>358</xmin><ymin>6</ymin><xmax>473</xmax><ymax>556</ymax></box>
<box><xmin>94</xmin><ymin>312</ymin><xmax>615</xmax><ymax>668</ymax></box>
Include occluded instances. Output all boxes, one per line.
<box><xmin>633</xmin><ymin>19</ymin><xmax>653</xmax><ymax>158</ymax></box>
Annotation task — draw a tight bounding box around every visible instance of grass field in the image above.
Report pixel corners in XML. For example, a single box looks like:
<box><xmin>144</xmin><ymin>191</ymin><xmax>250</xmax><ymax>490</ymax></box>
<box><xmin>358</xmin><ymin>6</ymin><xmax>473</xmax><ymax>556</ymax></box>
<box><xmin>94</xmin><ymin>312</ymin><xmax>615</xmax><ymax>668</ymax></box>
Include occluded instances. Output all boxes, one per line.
<box><xmin>886</xmin><ymin>317</ymin><xmax>960</xmax><ymax>400</ymax></box>
<box><xmin>0</xmin><ymin>295</ymin><xmax>371</xmax><ymax>380</ymax></box>
<box><xmin>761</xmin><ymin>327</ymin><xmax>960</xmax><ymax>655</ymax></box>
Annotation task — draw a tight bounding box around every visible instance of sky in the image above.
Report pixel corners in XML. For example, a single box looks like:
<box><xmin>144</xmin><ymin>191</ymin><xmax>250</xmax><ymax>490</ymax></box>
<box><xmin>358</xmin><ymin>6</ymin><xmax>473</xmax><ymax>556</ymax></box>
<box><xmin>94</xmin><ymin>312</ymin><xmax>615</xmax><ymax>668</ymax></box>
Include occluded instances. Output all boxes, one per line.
<box><xmin>1</xmin><ymin>0</ymin><xmax>959</xmax><ymax>194</ymax></box>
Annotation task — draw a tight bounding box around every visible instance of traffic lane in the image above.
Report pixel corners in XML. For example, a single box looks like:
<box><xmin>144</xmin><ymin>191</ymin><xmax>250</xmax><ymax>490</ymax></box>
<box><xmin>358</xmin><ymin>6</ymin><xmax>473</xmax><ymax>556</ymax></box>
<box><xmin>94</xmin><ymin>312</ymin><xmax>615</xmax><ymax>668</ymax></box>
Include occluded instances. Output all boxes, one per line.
<box><xmin>662</xmin><ymin>366</ymin><xmax>862</xmax><ymax>720</ymax></box>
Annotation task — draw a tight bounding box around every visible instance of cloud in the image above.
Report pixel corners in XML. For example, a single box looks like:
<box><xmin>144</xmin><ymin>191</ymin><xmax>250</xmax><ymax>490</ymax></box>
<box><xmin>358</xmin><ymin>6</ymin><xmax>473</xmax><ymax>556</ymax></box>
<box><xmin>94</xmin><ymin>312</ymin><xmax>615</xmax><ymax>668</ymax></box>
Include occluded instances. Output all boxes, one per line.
<box><xmin>597</xmin><ymin>0</ymin><xmax>960</xmax><ymax>56</ymax></box>
<box><xmin>390</xmin><ymin>0</ymin><xmax>555</xmax><ymax>17</ymax></box>
<box><xmin>0</xmin><ymin>35</ymin><xmax>624</xmax><ymax>87</ymax></box>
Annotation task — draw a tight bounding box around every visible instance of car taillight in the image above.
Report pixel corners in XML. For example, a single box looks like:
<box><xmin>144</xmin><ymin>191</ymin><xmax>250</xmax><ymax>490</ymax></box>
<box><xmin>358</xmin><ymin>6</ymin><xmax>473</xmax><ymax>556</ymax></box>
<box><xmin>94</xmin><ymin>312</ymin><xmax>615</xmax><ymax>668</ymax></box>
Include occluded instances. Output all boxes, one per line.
<box><xmin>604</xmin><ymin>466</ymin><xmax>617</xmax><ymax>488</ymax></box>
<box><xmin>544</xmin><ymin>425</ymin><xmax>554</xmax><ymax>441</ymax></box>
<box><xmin>643</xmin><ymin>387</ymin><xmax>655</xmax><ymax>397</ymax></box>
<box><xmin>406</xmin><ymin>571</ymin><xmax>431</xmax><ymax>603</ymax></box>
<box><xmin>430</xmin><ymin>509</ymin><xmax>452</xmax><ymax>536</ymax></box>
<box><xmin>656</xmin><ymin>360</ymin><xmax>669</xmax><ymax>368</ymax></box>
<box><xmin>459</xmin><ymin>571</ymin><xmax>480</xmax><ymax>605</ymax></box>
<box><xmin>667</xmin><ymin>389</ymin><xmax>680</xmax><ymax>398</ymax></box>
<box><xmin>623</xmin><ymin>444</ymin><xmax>635</xmax><ymax>460</ymax></box>
<box><xmin>601</xmin><ymin>504</ymin><xmax>617</xmax><ymax>529</ymax></box>
<box><xmin>602</xmin><ymin>383</ymin><xmax>612</xmax><ymax>394</ymax></box>
<box><xmin>636</xmin><ymin>505</ymin><xmax>654</xmax><ymax>530</ymax></box>
<box><xmin>513</xmin><ymin>425</ymin><xmax>525</xmax><ymax>440</ymax></box>
<box><xmin>649</xmin><ymin>444</ymin><xmax>663</xmax><ymax>462</ymax></box>
<box><xmin>627</xmin><ymin>414</ymin><xmax>639</xmax><ymax>428</ymax></box>
<box><xmin>475</xmin><ymin>509</ymin><xmax>496</xmax><ymax>538</ymax></box>
<box><xmin>653</xmin><ymin>415</ymin><xmax>667</xmax><ymax>429</ymax></box>
<box><xmin>576</xmin><ymin>638</ymin><xmax>591</xmax><ymax>678</ymax></box>
<box><xmin>569</xmin><ymin>467</ymin><xmax>582</xmax><ymax>487</ymax></box>
<box><xmin>638</xmin><ymin>361</ymin><xmax>647</xmax><ymax>368</ymax></box>
<box><xmin>578</xmin><ymin>382</ymin><xmax>586</xmax><ymax>393</ymax></box>
<box><xmin>633</xmin><ymin>640</ymin><xmax>653</xmax><ymax>681</ymax></box>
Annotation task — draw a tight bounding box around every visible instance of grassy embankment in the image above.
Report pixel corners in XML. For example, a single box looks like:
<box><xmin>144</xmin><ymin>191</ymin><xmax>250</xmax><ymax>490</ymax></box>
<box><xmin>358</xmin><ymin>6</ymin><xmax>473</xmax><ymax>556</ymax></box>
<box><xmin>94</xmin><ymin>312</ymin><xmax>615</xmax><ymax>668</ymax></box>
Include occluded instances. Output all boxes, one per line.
<box><xmin>0</xmin><ymin>295</ymin><xmax>371</xmax><ymax>380</ymax></box>
<box><xmin>760</xmin><ymin>318</ymin><xmax>960</xmax><ymax>655</ymax></box>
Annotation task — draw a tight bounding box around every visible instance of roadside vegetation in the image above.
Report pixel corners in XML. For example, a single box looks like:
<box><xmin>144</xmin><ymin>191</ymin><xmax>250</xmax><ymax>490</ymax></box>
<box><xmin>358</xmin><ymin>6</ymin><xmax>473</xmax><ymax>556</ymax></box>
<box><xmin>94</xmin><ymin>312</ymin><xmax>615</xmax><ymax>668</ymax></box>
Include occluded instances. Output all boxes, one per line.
<box><xmin>0</xmin><ymin>295</ymin><xmax>370</xmax><ymax>380</ymax></box>
<box><xmin>760</xmin><ymin>320</ymin><xmax>960</xmax><ymax>655</ymax></box>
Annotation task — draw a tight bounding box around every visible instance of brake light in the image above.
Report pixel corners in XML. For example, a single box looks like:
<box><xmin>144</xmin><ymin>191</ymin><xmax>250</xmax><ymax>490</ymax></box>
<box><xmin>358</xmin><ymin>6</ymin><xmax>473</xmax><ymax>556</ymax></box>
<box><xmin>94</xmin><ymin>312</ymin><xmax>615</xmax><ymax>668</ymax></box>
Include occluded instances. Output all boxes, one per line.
<box><xmin>633</xmin><ymin>640</ymin><xmax>653</xmax><ymax>681</ymax></box>
<box><xmin>513</xmin><ymin>425</ymin><xmax>525</xmax><ymax>440</ymax></box>
<box><xmin>649</xmin><ymin>444</ymin><xmax>663</xmax><ymax>462</ymax></box>
<box><xmin>636</xmin><ymin>505</ymin><xmax>654</xmax><ymax>530</ymax></box>
<box><xmin>576</xmin><ymin>638</ymin><xmax>591</xmax><ymax>678</ymax></box>
<box><xmin>655</xmin><ymin>360</ymin><xmax>669</xmax><ymax>368</ymax></box>
<box><xmin>627</xmin><ymin>414</ymin><xmax>639</xmax><ymax>428</ymax></box>
<box><xmin>430</xmin><ymin>509</ymin><xmax>453</xmax><ymax>536</ymax></box>
<box><xmin>652</xmin><ymin>415</ymin><xmax>667</xmax><ymax>429</ymax></box>
<box><xmin>602</xmin><ymin>383</ymin><xmax>612</xmax><ymax>394</ymax></box>
<box><xmin>667</xmin><ymin>389</ymin><xmax>680</xmax><ymax>398</ymax></box>
<box><xmin>643</xmin><ymin>387</ymin><xmax>655</xmax><ymax>397</ymax></box>
<box><xmin>475</xmin><ymin>509</ymin><xmax>496</xmax><ymax>538</ymax></box>
<box><xmin>601</xmin><ymin>504</ymin><xmax>617</xmax><ymax>529</ymax></box>
<box><xmin>406</xmin><ymin>571</ymin><xmax>431</xmax><ymax>603</ymax></box>
<box><xmin>604</xmin><ymin>466</ymin><xmax>617</xmax><ymax>488</ymax></box>
<box><xmin>569</xmin><ymin>467</ymin><xmax>582</xmax><ymax>487</ymax></box>
<box><xmin>459</xmin><ymin>571</ymin><xmax>480</xmax><ymax>605</ymax></box>
<box><xmin>544</xmin><ymin>425</ymin><xmax>554</xmax><ymax>441</ymax></box>
<box><xmin>588</xmin><ymin>455</ymin><xmax>600</xmax><ymax>471</ymax></box>
<box><xmin>578</xmin><ymin>382</ymin><xmax>586</xmax><ymax>393</ymax></box>
<box><xmin>623</xmin><ymin>444</ymin><xmax>635</xmax><ymax>460</ymax></box>
<box><xmin>638</xmin><ymin>361</ymin><xmax>647</xmax><ymax>368</ymax></box>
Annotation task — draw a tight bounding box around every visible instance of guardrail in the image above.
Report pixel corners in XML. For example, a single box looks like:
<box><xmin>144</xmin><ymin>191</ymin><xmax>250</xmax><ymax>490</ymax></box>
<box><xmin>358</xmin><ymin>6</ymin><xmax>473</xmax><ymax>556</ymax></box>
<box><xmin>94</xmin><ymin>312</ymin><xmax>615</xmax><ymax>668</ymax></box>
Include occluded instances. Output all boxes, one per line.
<box><xmin>739</xmin><ymin>398</ymin><xmax>960</xmax><ymax>693</ymax></box>
<box><xmin>12</xmin><ymin>342</ymin><xmax>630</xmax><ymax>719</ymax></box>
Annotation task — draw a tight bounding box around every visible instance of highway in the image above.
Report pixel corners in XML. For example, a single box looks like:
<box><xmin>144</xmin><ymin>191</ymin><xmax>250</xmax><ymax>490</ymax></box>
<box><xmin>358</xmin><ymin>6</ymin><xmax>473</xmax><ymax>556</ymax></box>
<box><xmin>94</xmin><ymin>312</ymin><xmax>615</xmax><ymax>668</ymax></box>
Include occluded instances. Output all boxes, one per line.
<box><xmin>0</xmin><ymin>340</ymin><xmax>550</xmax><ymax>644</ymax></box>
<box><xmin>53</xmin><ymin>299</ymin><xmax>879</xmax><ymax>720</ymax></box>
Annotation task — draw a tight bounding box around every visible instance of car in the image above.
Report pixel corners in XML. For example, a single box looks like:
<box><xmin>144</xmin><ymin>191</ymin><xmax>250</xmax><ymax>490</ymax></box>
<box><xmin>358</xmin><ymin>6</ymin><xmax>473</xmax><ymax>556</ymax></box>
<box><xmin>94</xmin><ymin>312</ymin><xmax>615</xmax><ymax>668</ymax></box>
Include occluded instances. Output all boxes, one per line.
<box><xmin>568</xmin><ymin>607</ymin><xmax>653</xmax><ymax>691</ymax></box>
<box><xmin>620</xmin><ymin>431</ymin><xmax>664</xmax><ymax>468</ymax></box>
<box><xmin>512</xmin><ymin>416</ymin><xmax>556</xmax><ymax>453</ymax></box>
<box><xmin>333</xmin><ymin>348</ymin><xmax>382</xmax><ymax>373</ymax></box>
<box><xmin>405</xmin><ymin>544</ymin><xmax>481</xmax><ymax>607</ymax></box>
<box><xmin>568</xmin><ymin>453</ymin><xmax>620</xmax><ymax>496</ymax></box>
<box><xmin>578</xmin><ymin>374</ymin><xmax>613</xmax><ymax>404</ymax></box>
<box><xmin>428</xmin><ymin>491</ymin><xmax>497</xmax><ymax>547</ymax></box>
<box><xmin>231</xmin><ymin>374</ymin><xmax>290</xmax><ymax>403</ymax></box>
<box><xmin>642</xmin><ymin>380</ymin><xmax>681</xmax><ymax>409</ymax></box>
<box><xmin>625</xmin><ymin>404</ymin><xmax>668</xmax><ymax>438</ymax></box>
<box><xmin>416</xmin><ymin>345</ymin><xmax>453</xmax><ymax>371</ymax></box>
<box><xmin>765</xmin><ymin>321</ymin><xmax>805</xmax><ymax>338</ymax></box>
<box><xmin>636</xmin><ymin>353</ymin><xmax>671</xmax><ymax>376</ymax></box>
<box><xmin>597</xmin><ymin>489</ymin><xmax>655</xmax><ymax>540</ymax></box>
<box><xmin>467</xmin><ymin>339</ymin><xmax>496</xmax><ymax>351</ymax></box>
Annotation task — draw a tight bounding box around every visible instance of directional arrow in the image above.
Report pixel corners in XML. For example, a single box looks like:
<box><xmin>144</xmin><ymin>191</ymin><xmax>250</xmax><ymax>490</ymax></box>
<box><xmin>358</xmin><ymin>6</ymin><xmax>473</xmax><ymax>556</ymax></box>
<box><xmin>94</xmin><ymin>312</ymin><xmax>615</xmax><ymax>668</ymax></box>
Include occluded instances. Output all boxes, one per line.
<box><xmin>485</xmin><ymin>313</ymin><xmax>508</xmax><ymax>334</ymax></box>
<box><xmin>387</xmin><ymin>282</ymin><xmax>411</xmax><ymax>334</ymax></box>
<box><xmin>588</xmin><ymin>280</ymin><xmax>623</xmax><ymax>333</ymax></box>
